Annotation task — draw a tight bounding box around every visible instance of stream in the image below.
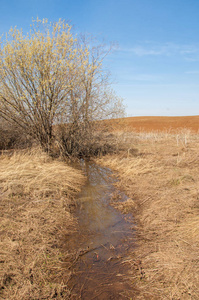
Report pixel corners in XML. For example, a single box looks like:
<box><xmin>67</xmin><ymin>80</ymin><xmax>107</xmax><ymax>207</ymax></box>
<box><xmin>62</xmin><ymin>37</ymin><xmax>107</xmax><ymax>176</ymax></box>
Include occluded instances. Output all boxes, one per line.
<box><xmin>65</xmin><ymin>161</ymin><xmax>136</xmax><ymax>299</ymax></box>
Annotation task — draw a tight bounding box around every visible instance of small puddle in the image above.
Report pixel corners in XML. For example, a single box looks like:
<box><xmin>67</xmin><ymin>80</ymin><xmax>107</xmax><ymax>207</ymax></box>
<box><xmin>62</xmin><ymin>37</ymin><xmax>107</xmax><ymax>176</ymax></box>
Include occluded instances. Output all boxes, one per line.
<box><xmin>65</xmin><ymin>161</ymin><xmax>136</xmax><ymax>299</ymax></box>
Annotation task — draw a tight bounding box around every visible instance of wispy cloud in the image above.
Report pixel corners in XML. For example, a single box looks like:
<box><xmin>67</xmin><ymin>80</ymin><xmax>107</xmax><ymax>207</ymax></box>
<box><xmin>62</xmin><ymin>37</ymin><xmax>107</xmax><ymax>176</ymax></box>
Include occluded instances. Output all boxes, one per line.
<box><xmin>119</xmin><ymin>42</ymin><xmax>199</xmax><ymax>58</ymax></box>
<box><xmin>123</xmin><ymin>73</ymin><xmax>164</xmax><ymax>82</ymax></box>
<box><xmin>185</xmin><ymin>70</ymin><xmax>199</xmax><ymax>74</ymax></box>
<box><xmin>125</xmin><ymin>46</ymin><xmax>166</xmax><ymax>56</ymax></box>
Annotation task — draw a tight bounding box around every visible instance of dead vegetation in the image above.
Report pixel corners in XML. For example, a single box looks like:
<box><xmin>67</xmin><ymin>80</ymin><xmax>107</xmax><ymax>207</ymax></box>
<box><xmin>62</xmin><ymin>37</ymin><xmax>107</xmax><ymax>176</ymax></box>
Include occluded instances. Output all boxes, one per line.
<box><xmin>0</xmin><ymin>148</ymin><xmax>85</xmax><ymax>299</ymax></box>
<box><xmin>1</xmin><ymin>127</ymin><xmax>199</xmax><ymax>299</ymax></box>
<box><xmin>97</xmin><ymin>130</ymin><xmax>199</xmax><ymax>299</ymax></box>
<box><xmin>0</xmin><ymin>119</ymin><xmax>32</xmax><ymax>151</ymax></box>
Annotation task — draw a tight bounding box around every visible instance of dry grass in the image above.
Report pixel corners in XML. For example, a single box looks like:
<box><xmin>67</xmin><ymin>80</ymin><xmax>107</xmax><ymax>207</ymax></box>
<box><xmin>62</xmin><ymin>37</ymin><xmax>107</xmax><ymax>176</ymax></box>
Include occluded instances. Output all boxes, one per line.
<box><xmin>97</xmin><ymin>130</ymin><xmax>199</xmax><ymax>299</ymax></box>
<box><xmin>0</xmin><ymin>148</ymin><xmax>85</xmax><ymax>299</ymax></box>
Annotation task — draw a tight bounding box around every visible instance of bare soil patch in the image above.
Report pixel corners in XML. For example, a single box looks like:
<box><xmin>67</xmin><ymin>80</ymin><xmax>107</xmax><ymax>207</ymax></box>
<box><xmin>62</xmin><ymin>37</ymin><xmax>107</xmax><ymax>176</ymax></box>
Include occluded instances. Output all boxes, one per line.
<box><xmin>107</xmin><ymin>115</ymin><xmax>199</xmax><ymax>133</ymax></box>
<box><xmin>97</xmin><ymin>130</ymin><xmax>199</xmax><ymax>299</ymax></box>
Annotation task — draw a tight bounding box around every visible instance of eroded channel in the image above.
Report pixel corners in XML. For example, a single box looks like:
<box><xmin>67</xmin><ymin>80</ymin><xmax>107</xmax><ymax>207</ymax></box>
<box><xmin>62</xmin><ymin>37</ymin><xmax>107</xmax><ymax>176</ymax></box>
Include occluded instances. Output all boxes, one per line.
<box><xmin>65</xmin><ymin>161</ymin><xmax>136</xmax><ymax>299</ymax></box>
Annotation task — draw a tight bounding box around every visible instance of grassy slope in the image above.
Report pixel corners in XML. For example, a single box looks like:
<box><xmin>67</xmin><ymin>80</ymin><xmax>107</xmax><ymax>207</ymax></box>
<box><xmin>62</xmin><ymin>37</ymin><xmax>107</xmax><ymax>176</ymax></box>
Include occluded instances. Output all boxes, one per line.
<box><xmin>0</xmin><ymin>148</ymin><xmax>85</xmax><ymax>299</ymax></box>
<box><xmin>97</xmin><ymin>131</ymin><xmax>199</xmax><ymax>299</ymax></box>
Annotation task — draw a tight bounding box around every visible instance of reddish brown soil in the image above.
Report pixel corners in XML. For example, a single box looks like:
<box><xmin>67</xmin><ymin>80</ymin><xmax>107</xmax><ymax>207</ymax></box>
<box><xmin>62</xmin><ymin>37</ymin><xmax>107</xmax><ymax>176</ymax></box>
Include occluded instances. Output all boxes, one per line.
<box><xmin>111</xmin><ymin>115</ymin><xmax>199</xmax><ymax>133</ymax></box>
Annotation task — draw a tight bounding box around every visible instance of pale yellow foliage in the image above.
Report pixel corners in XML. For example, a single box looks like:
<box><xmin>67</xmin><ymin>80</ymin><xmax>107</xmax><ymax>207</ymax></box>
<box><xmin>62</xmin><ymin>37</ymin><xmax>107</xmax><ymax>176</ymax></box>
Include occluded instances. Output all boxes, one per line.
<box><xmin>0</xmin><ymin>19</ymin><xmax>124</xmax><ymax>152</ymax></box>
<box><xmin>0</xmin><ymin>19</ymin><xmax>99</xmax><ymax>146</ymax></box>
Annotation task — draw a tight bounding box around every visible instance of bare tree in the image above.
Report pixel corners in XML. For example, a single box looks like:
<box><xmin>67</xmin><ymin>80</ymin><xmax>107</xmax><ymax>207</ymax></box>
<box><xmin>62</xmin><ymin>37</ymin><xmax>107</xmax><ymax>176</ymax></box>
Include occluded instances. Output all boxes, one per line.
<box><xmin>57</xmin><ymin>35</ymin><xmax>125</xmax><ymax>157</ymax></box>
<box><xmin>0</xmin><ymin>19</ymin><xmax>124</xmax><ymax>155</ymax></box>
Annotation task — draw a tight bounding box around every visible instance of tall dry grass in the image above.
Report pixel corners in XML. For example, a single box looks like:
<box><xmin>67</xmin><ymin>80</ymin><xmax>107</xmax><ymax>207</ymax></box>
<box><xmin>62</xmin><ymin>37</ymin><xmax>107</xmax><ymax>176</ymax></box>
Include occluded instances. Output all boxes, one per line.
<box><xmin>0</xmin><ymin>148</ymin><xmax>85</xmax><ymax>299</ymax></box>
<box><xmin>0</xmin><ymin>148</ymin><xmax>84</xmax><ymax>199</ymax></box>
<box><xmin>97</xmin><ymin>130</ymin><xmax>199</xmax><ymax>299</ymax></box>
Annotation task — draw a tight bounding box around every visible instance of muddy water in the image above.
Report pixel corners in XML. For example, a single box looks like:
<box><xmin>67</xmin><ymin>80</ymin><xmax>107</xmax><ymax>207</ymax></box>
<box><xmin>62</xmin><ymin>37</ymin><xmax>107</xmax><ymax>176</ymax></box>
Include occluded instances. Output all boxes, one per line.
<box><xmin>66</xmin><ymin>161</ymin><xmax>136</xmax><ymax>299</ymax></box>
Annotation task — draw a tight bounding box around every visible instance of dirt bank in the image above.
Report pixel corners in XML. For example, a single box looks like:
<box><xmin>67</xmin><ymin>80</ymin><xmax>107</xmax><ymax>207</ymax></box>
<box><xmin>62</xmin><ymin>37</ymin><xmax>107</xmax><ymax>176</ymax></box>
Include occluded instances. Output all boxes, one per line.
<box><xmin>0</xmin><ymin>149</ymin><xmax>85</xmax><ymax>299</ymax></box>
<box><xmin>97</xmin><ymin>131</ymin><xmax>199</xmax><ymax>299</ymax></box>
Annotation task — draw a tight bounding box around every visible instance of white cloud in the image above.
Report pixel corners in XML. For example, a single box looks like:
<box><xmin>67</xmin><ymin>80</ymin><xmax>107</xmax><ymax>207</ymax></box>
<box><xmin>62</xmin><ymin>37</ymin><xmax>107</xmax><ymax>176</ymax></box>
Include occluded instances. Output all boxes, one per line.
<box><xmin>185</xmin><ymin>70</ymin><xmax>199</xmax><ymax>74</ymax></box>
<box><xmin>125</xmin><ymin>73</ymin><xmax>164</xmax><ymax>82</ymax></box>
<box><xmin>127</xmin><ymin>46</ymin><xmax>166</xmax><ymax>56</ymax></box>
<box><xmin>119</xmin><ymin>42</ymin><xmax>199</xmax><ymax>58</ymax></box>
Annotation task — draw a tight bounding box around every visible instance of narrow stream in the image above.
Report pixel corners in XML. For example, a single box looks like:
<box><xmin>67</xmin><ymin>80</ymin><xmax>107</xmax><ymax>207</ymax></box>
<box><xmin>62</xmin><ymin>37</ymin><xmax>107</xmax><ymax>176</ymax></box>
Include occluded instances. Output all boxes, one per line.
<box><xmin>65</xmin><ymin>161</ymin><xmax>136</xmax><ymax>299</ymax></box>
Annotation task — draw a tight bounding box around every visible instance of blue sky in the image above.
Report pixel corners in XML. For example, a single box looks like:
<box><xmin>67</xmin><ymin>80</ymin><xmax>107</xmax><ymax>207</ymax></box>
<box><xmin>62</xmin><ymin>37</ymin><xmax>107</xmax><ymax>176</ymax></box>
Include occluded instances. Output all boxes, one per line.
<box><xmin>1</xmin><ymin>0</ymin><xmax>199</xmax><ymax>116</ymax></box>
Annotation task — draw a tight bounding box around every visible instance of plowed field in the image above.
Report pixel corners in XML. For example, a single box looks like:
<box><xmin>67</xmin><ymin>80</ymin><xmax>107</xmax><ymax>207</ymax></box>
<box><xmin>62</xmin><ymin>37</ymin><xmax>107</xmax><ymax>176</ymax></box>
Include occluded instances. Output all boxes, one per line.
<box><xmin>114</xmin><ymin>115</ymin><xmax>199</xmax><ymax>132</ymax></box>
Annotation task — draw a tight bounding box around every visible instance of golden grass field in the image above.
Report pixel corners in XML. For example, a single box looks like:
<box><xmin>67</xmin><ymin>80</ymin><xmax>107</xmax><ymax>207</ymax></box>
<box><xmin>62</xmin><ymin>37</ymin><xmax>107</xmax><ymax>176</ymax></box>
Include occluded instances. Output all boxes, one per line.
<box><xmin>97</xmin><ymin>124</ymin><xmax>199</xmax><ymax>299</ymax></box>
<box><xmin>1</xmin><ymin>116</ymin><xmax>199</xmax><ymax>299</ymax></box>
<box><xmin>0</xmin><ymin>148</ymin><xmax>85</xmax><ymax>299</ymax></box>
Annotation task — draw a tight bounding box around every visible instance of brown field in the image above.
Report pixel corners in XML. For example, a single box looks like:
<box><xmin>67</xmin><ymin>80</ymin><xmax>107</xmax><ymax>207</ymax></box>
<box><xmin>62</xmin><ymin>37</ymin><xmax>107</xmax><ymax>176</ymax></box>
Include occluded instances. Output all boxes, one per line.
<box><xmin>97</xmin><ymin>126</ymin><xmax>199</xmax><ymax>299</ymax></box>
<box><xmin>108</xmin><ymin>115</ymin><xmax>199</xmax><ymax>133</ymax></box>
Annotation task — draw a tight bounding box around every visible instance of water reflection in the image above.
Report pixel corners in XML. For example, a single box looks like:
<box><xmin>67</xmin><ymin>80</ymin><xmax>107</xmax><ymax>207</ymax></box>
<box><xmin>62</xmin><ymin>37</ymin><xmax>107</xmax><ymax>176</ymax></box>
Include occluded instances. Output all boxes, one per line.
<box><xmin>77</xmin><ymin>162</ymin><xmax>118</xmax><ymax>232</ymax></box>
<box><xmin>66</xmin><ymin>161</ymin><xmax>136</xmax><ymax>299</ymax></box>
